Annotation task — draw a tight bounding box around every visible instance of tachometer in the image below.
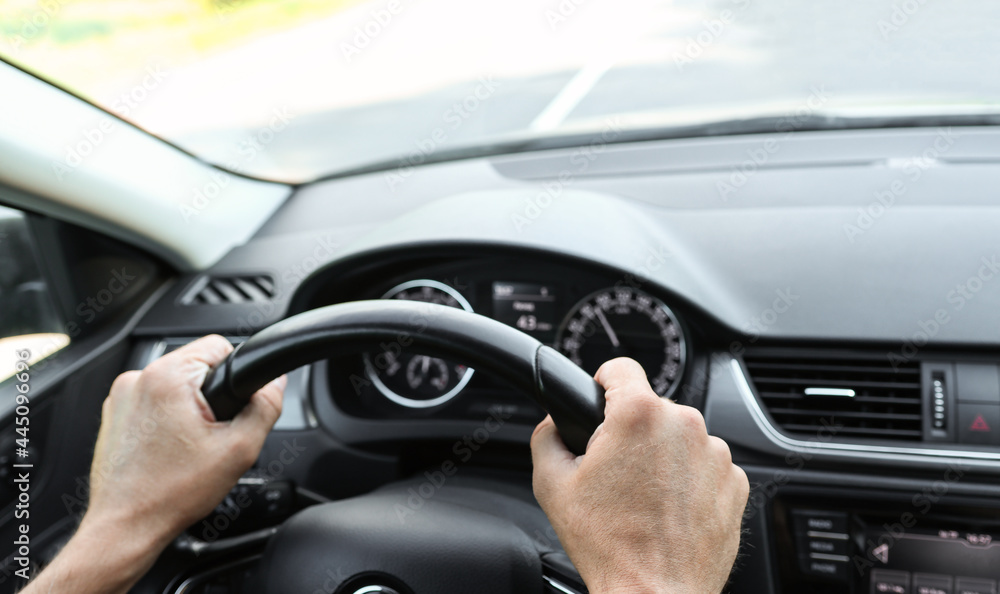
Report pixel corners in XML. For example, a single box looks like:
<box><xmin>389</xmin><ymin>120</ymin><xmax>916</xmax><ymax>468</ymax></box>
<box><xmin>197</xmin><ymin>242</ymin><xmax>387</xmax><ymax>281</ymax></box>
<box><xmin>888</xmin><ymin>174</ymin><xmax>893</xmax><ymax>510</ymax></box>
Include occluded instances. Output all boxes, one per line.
<box><xmin>363</xmin><ymin>280</ymin><xmax>474</xmax><ymax>408</ymax></box>
<box><xmin>556</xmin><ymin>287</ymin><xmax>686</xmax><ymax>398</ymax></box>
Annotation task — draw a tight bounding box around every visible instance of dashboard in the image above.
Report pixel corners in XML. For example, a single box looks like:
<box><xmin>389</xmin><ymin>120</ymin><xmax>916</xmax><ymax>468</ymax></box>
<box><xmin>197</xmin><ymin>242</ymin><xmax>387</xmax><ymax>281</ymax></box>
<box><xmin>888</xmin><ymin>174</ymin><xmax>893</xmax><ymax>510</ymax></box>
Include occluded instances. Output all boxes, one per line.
<box><xmin>121</xmin><ymin>126</ymin><xmax>1000</xmax><ymax>594</ymax></box>
<box><xmin>8</xmin><ymin>125</ymin><xmax>1000</xmax><ymax>594</ymax></box>
<box><xmin>122</xmin><ymin>126</ymin><xmax>1000</xmax><ymax>594</ymax></box>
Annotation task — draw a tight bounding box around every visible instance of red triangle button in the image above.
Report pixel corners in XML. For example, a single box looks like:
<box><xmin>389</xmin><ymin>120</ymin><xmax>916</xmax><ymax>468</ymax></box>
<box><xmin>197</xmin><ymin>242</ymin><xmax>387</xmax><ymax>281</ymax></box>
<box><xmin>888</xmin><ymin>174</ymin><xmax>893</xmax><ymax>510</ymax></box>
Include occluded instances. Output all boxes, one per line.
<box><xmin>970</xmin><ymin>414</ymin><xmax>992</xmax><ymax>432</ymax></box>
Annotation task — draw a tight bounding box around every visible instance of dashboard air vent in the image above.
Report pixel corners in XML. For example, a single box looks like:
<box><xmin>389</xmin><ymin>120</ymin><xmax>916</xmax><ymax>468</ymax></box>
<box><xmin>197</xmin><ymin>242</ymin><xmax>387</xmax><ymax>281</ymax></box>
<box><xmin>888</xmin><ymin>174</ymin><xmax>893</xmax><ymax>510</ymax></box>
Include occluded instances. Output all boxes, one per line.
<box><xmin>744</xmin><ymin>353</ymin><xmax>923</xmax><ymax>441</ymax></box>
<box><xmin>181</xmin><ymin>275</ymin><xmax>276</xmax><ymax>305</ymax></box>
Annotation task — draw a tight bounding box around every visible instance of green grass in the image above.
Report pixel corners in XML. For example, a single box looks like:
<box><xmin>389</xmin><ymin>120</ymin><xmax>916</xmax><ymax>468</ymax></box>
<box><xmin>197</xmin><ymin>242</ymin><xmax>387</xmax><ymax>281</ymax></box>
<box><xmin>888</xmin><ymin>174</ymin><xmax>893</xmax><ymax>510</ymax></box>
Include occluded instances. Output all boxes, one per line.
<box><xmin>0</xmin><ymin>0</ymin><xmax>363</xmax><ymax>100</ymax></box>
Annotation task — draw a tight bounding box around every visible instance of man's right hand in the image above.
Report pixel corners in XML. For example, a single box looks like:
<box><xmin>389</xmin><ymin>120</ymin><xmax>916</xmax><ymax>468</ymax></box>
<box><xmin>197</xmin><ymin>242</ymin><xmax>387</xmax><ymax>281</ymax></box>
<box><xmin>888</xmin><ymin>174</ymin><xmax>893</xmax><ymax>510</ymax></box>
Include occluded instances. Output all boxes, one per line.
<box><xmin>531</xmin><ymin>357</ymin><xmax>749</xmax><ymax>594</ymax></box>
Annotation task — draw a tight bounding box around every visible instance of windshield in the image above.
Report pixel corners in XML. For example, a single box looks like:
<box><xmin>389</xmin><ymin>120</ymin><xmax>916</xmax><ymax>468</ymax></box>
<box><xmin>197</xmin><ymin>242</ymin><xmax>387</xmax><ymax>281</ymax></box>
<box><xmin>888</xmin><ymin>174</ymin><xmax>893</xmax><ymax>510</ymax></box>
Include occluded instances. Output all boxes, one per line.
<box><xmin>2</xmin><ymin>0</ymin><xmax>998</xmax><ymax>183</ymax></box>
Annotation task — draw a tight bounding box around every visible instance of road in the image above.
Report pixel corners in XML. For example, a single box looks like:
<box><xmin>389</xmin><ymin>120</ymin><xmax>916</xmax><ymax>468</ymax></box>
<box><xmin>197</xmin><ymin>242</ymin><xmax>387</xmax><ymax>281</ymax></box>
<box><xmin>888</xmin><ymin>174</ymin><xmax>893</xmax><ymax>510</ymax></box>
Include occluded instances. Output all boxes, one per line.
<box><xmin>117</xmin><ymin>0</ymin><xmax>1000</xmax><ymax>181</ymax></box>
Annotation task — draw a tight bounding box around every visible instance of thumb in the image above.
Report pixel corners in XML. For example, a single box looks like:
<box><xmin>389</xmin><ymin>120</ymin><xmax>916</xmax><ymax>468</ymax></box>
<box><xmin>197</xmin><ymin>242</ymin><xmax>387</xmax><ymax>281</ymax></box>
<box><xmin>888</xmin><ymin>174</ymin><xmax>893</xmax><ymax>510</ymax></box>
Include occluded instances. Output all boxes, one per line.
<box><xmin>530</xmin><ymin>415</ymin><xmax>577</xmax><ymax>502</ymax></box>
<box><xmin>230</xmin><ymin>375</ymin><xmax>286</xmax><ymax>440</ymax></box>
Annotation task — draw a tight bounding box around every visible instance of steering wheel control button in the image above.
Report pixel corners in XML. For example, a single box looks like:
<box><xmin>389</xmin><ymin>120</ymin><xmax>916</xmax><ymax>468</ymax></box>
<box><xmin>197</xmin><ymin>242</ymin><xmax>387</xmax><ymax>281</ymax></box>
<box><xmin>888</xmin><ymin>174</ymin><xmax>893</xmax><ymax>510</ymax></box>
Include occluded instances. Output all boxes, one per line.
<box><xmin>957</xmin><ymin>403</ymin><xmax>1000</xmax><ymax>446</ymax></box>
<box><xmin>871</xmin><ymin>569</ymin><xmax>911</xmax><ymax>594</ymax></box>
<box><xmin>912</xmin><ymin>573</ymin><xmax>953</xmax><ymax>594</ymax></box>
<box><xmin>955</xmin><ymin>577</ymin><xmax>998</xmax><ymax>594</ymax></box>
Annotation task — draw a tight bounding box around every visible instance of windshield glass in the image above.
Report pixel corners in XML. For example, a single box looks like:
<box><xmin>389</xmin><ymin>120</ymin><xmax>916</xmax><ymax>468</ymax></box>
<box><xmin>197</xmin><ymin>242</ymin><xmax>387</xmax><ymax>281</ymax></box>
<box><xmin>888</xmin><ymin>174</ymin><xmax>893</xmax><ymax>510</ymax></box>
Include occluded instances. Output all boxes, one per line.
<box><xmin>2</xmin><ymin>0</ymin><xmax>998</xmax><ymax>183</ymax></box>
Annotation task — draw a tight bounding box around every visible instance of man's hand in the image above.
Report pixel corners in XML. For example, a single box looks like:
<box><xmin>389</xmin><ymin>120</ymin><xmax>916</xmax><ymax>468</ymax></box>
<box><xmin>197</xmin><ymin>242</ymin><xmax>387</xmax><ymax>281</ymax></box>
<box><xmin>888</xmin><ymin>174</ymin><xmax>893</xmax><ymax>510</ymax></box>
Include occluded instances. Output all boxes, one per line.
<box><xmin>23</xmin><ymin>335</ymin><xmax>285</xmax><ymax>594</ymax></box>
<box><xmin>531</xmin><ymin>358</ymin><xmax>749</xmax><ymax>594</ymax></box>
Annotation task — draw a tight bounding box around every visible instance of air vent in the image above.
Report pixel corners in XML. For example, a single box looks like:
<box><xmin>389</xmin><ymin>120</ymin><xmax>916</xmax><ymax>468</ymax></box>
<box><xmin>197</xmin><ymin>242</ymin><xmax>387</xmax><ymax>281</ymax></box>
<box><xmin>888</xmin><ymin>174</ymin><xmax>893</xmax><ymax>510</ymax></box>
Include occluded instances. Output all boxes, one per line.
<box><xmin>744</xmin><ymin>353</ymin><xmax>923</xmax><ymax>441</ymax></box>
<box><xmin>181</xmin><ymin>275</ymin><xmax>276</xmax><ymax>305</ymax></box>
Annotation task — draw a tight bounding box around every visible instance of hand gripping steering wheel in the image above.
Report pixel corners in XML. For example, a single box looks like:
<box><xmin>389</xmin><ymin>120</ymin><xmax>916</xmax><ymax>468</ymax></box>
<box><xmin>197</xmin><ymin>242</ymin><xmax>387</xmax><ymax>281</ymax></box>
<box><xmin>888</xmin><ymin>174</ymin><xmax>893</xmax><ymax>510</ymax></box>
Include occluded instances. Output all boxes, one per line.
<box><xmin>201</xmin><ymin>300</ymin><xmax>606</xmax><ymax>593</ymax></box>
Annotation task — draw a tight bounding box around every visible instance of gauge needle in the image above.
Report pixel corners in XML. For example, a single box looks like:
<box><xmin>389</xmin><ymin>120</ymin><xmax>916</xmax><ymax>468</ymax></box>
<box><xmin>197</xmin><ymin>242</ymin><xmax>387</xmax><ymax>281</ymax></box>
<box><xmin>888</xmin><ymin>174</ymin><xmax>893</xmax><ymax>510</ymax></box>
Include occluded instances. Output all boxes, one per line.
<box><xmin>594</xmin><ymin>308</ymin><xmax>621</xmax><ymax>348</ymax></box>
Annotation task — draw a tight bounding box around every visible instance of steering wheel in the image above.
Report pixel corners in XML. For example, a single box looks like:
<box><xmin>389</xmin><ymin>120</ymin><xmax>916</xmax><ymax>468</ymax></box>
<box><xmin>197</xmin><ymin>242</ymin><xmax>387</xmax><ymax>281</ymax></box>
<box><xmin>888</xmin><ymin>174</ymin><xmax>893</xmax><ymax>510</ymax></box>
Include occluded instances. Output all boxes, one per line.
<box><xmin>202</xmin><ymin>300</ymin><xmax>606</xmax><ymax>593</ymax></box>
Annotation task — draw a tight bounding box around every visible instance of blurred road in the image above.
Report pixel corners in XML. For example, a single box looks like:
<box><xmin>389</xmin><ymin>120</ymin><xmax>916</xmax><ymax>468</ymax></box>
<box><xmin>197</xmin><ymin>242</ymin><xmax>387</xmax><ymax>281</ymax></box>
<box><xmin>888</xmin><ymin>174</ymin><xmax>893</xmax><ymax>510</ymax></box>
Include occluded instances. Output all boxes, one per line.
<box><xmin>120</xmin><ymin>0</ymin><xmax>1000</xmax><ymax>181</ymax></box>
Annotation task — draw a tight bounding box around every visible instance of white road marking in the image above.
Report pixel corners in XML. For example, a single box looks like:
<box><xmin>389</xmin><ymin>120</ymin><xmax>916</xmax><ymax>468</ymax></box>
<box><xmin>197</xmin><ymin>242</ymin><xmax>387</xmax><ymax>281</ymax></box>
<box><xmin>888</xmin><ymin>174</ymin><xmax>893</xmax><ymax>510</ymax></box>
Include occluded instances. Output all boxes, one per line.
<box><xmin>529</xmin><ymin>60</ymin><xmax>614</xmax><ymax>131</ymax></box>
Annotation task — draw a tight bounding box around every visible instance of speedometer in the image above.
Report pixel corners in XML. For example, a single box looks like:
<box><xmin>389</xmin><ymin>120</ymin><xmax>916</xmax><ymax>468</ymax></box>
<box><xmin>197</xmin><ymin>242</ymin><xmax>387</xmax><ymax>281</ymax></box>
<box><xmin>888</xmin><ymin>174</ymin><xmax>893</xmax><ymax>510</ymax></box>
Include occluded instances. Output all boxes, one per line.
<box><xmin>363</xmin><ymin>280</ymin><xmax>474</xmax><ymax>408</ymax></box>
<box><xmin>556</xmin><ymin>287</ymin><xmax>686</xmax><ymax>398</ymax></box>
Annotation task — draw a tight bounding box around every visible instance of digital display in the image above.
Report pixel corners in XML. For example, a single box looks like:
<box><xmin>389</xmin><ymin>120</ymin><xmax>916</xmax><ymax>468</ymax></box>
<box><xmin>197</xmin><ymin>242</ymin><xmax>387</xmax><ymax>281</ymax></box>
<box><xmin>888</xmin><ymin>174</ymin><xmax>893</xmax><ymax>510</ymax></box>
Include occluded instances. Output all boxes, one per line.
<box><xmin>492</xmin><ymin>282</ymin><xmax>556</xmax><ymax>337</ymax></box>
<box><xmin>865</xmin><ymin>526</ymin><xmax>1000</xmax><ymax>593</ymax></box>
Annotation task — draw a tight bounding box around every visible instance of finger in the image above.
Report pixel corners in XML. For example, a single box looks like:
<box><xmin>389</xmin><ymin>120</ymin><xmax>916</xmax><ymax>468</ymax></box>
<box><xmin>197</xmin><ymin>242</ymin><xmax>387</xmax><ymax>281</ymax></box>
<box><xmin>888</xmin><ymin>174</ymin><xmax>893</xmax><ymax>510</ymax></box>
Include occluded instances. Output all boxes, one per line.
<box><xmin>230</xmin><ymin>375</ymin><xmax>286</xmax><ymax>437</ymax></box>
<box><xmin>148</xmin><ymin>335</ymin><xmax>234</xmax><ymax>391</ymax></box>
<box><xmin>708</xmin><ymin>434</ymin><xmax>734</xmax><ymax>467</ymax></box>
<box><xmin>594</xmin><ymin>357</ymin><xmax>659</xmax><ymax>406</ymax></box>
<box><xmin>585</xmin><ymin>422</ymin><xmax>605</xmax><ymax>453</ymax></box>
<box><xmin>530</xmin><ymin>415</ymin><xmax>578</xmax><ymax>498</ymax></box>
<box><xmin>594</xmin><ymin>357</ymin><xmax>664</xmax><ymax>430</ymax></box>
<box><xmin>164</xmin><ymin>334</ymin><xmax>234</xmax><ymax>367</ymax></box>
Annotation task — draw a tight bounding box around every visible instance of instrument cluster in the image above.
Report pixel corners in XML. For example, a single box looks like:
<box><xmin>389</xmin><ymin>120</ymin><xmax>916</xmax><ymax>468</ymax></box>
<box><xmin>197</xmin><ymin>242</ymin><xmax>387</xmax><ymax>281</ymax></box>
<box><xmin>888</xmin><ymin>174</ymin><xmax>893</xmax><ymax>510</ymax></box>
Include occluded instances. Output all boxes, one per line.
<box><xmin>321</xmin><ymin>254</ymin><xmax>694</xmax><ymax>424</ymax></box>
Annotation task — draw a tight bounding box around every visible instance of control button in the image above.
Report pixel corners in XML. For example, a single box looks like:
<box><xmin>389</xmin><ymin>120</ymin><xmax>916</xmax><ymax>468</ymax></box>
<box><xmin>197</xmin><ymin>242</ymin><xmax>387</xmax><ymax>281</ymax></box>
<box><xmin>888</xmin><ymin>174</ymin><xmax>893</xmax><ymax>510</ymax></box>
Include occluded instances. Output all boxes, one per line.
<box><xmin>956</xmin><ymin>363</ymin><xmax>1000</xmax><ymax>403</ymax></box>
<box><xmin>932</xmin><ymin>376</ymin><xmax>947</xmax><ymax>430</ymax></box>
<box><xmin>805</xmin><ymin>557</ymin><xmax>850</xmax><ymax>580</ymax></box>
<box><xmin>955</xmin><ymin>577</ymin><xmax>997</xmax><ymax>594</ymax></box>
<box><xmin>871</xmin><ymin>569</ymin><xmax>911</xmax><ymax>594</ymax></box>
<box><xmin>793</xmin><ymin>509</ymin><xmax>849</xmax><ymax>534</ymax></box>
<box><xmin>913</xmin><ymin>573</ymin><xmax>953</xmax><ymax>594</ymax></box>
<box><xmin>957</xmin><ymin>403</ymin><xmax>1000</xmax><ymax>446</ymax></box>
<box><xmin>807</xmin><ymin>537</ymin><xmax>849</xmax><ymax>556</ymax></box>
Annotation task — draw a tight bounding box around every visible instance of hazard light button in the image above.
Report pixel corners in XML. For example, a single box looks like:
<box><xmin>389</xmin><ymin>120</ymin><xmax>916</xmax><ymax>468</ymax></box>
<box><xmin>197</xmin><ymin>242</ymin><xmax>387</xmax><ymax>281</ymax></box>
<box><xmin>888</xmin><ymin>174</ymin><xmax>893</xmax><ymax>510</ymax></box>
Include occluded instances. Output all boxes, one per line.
<box><xmin>958</xmin><ymin>403</ymin><xmax>1000</xmax><ymax>446</ymax></box>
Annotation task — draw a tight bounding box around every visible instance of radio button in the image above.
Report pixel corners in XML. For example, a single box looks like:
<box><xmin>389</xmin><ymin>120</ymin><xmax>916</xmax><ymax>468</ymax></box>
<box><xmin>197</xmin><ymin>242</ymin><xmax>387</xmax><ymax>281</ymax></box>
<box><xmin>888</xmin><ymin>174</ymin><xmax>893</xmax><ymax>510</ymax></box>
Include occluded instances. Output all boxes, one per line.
<box><xmin>955</xmin><ymin>577</ymin><xmax>997</xmax><ymax>594</ymax></box>
<box><xmin>913</xmin><ymin>573</ymin><xmax>952</xmax><ymax>594</ymax></box>
<box><xmin>871</xmin><ymin>569</ymin><xmax>910</xmax><ymax>594</ymax></box>
<box><xmin>792</xmin><ymin>509</ymin><xmax>848</xmax><ymax>534</ymax></box>
<box><xmin>807</xmin><ymin>537</ymin><xmax>849</xmax><ymax>556</ymax></box>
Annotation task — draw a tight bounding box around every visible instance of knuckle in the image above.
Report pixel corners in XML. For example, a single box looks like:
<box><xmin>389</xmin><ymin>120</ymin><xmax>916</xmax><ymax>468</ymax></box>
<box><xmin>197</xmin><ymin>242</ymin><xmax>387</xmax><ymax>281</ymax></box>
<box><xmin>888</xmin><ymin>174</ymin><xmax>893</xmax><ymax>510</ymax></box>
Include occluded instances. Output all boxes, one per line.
<box><xmin>674</xmin><ymin>404</ymin><xmax>707</xmax><ymax>434</ymax></box>
<box><xmin>729</xmin><ymin>465</ymin><xmax>750</xmax><ymax>503</ymax></box>
<box><xmin>617</xmin><ymin>392</ymin><xmax>664</xmax><ymax>430</ymax></box>
<box><xmin>110</xmin><ymin>370</ymin><xmax>140</xmax><ymax>393</ymax></box>
<box><xmin>709</xmin><ymin>435</ymin><xmax>734</xmax><ymax>465</ymax></box>
<box><xmin>201</xmin><ymin>334</ymin><xmax>234</xmax><ymax>356</ymax></box>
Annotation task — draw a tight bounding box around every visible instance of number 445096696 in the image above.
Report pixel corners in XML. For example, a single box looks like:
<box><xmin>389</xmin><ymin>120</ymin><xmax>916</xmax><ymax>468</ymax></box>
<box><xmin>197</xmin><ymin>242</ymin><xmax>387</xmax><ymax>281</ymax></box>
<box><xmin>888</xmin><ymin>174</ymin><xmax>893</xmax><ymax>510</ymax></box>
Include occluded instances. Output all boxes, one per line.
<box><xmin>13</xmin><ymin>349</ymin><xmax>31</xmax><ymax>456</ymax></box>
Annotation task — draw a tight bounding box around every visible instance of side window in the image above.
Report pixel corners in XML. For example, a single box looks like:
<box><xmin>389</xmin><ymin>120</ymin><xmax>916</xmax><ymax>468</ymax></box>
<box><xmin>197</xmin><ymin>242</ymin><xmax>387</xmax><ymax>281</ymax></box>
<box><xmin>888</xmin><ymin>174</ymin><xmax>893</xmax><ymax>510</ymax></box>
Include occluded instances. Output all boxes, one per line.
<box><xmin>0</xmin><ymin>205</ymin><xmax>70</xmax><ymax>380</ymax></box>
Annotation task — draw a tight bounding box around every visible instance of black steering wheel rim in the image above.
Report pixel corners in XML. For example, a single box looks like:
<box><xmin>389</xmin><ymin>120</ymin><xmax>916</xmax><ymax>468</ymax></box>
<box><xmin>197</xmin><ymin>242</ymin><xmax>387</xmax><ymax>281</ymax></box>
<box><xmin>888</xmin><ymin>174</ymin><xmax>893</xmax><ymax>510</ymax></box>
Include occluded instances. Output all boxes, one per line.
<box><xmin>202</xmin><ymin>299</ymin><xmax>605</xmax><ymax>455</ymax></box>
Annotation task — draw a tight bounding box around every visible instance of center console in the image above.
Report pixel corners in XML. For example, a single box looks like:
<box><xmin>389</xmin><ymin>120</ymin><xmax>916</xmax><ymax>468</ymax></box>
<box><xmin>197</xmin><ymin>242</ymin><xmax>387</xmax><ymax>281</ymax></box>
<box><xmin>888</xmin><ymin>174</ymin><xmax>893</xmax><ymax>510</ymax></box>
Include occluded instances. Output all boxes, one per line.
<box><xmin>774</xmin><ymin>495</ymin><xmax>1000</xmax><ymax>594</ymax></box>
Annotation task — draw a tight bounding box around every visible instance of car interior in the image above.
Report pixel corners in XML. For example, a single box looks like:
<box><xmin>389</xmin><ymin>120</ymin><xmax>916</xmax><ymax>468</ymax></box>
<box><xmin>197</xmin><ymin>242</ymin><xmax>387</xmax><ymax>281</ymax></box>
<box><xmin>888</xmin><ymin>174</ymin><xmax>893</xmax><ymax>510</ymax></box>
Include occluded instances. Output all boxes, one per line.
<box><xmin>2</xmin><ymin>2</ymin><xmax>1000</xmax><ymax>592</ymax></box>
